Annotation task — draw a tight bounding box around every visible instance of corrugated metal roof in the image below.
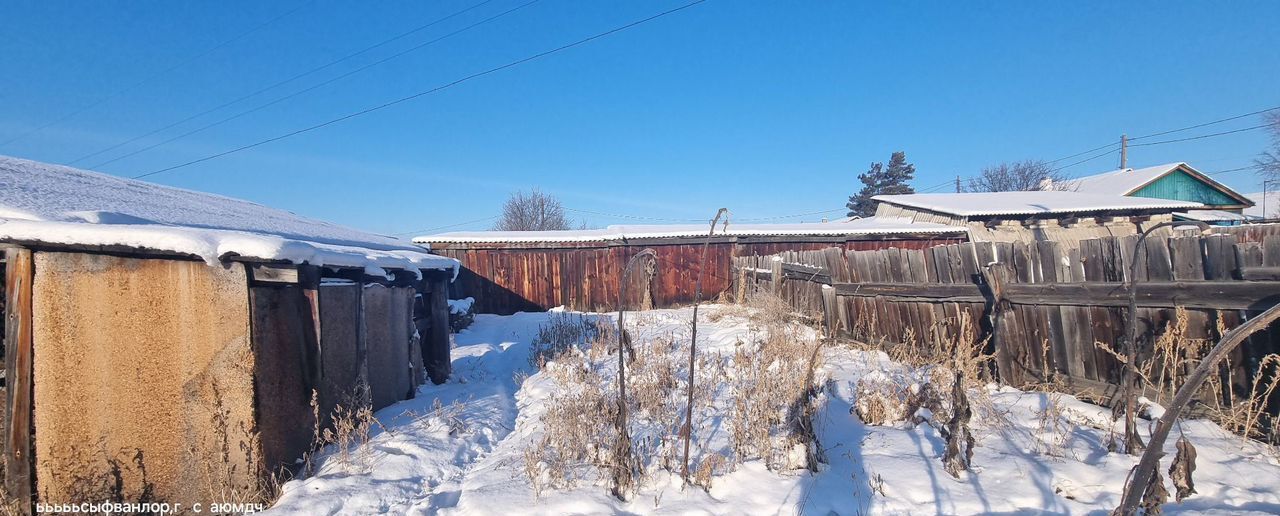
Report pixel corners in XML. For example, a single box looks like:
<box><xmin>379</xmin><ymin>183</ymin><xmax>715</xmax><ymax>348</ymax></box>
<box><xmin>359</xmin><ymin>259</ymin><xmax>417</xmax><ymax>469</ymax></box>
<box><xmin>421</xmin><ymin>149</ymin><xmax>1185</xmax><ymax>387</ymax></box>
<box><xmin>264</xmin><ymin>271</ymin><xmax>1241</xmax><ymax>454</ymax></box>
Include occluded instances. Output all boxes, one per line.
<box><xmin>1062</xmin><ymin>163</ymin><xmax>1185</xmax><ymax>195</ymax></box>
<box><xmin>414</xmin><ymin>216</ymin><xmax>965</xmax><ymax>244</ymax></box>
<box><xmin>873</xmin><ymin>191</ymin><xmax>1202</xmax><ymax>217</ymax></box>
<box><xmin>1063</xmin><ymin>162</ymin><xmax>1250</xmax><ymax>207</ymax></box>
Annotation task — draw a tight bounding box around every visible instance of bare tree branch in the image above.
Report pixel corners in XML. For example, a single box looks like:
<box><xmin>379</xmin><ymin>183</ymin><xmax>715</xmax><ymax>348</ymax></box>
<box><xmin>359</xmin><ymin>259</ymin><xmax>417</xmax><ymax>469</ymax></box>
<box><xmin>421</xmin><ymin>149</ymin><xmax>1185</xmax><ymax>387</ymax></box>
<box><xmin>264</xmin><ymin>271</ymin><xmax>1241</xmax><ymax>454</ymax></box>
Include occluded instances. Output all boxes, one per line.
<box><xmin>493</xmin><ymin>189</ymin><xmax>572</xmax><ymax>231</ymax></box>
<box><xmin>966</xmin><ymin>160</ymin><xmax>1069</xmax><ymax>192</ymax></box>
<box><xmin>1256</xmin><ymin>112</ymin><xmax>1280</xmax><ymax>181</ymax></box>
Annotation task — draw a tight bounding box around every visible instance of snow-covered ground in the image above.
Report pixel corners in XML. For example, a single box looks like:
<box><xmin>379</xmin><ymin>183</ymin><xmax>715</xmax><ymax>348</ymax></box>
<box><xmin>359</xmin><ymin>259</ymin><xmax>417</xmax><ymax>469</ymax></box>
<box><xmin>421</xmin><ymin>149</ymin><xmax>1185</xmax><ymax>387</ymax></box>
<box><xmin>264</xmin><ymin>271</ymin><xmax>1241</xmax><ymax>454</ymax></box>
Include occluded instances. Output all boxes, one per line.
<box><xmin>266</xmin><ymin>306</ymin><xmax>1280</xmax><ymax>515</ymax></box>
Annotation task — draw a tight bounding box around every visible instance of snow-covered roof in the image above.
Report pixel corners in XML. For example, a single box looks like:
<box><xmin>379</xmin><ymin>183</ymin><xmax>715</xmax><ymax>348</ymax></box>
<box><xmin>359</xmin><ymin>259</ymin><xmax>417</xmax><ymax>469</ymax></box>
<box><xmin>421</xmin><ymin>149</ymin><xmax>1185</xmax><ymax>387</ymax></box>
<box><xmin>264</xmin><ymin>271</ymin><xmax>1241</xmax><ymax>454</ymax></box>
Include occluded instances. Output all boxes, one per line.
<box><xmin>1244</xmin><ymin>191</ymin><xmax>1280</xmax><ymax>219</ymax></box>
<box><xmin>1061</xmin><ymin>163</ymin><xmax>1185</xmax><ymax>195</ymax></box>
<box><xmin>414</xmin><ymin>216</ymin><xmax>965</xmax><ymax>244</ymax></box>
<box><xmin>0</xmin><ymin>155</ymin><xmax>457</xmax><ymax>276</ymax></box>
<box><xmin>1172</xmin><ymin>210</ymin><xmax>1248</xmax><ymax>222</ymax></box>
<box><xmin>1061</xmin><ymin>162</ymin><xmax>1250</xmax><ymax>205</ymax></box>
<box><xmin>873</xmin><ymin>191</ymin><xmax>1203</xmax><ymax>217</ymax></box>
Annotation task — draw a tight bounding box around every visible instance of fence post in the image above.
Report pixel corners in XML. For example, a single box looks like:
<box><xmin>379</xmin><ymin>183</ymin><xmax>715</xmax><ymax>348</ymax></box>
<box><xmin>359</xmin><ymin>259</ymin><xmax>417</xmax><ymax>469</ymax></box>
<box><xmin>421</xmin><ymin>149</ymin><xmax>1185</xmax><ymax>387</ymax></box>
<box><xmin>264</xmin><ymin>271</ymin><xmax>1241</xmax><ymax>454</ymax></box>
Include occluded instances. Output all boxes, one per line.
<box><xmin>980</xmin><ymin>262</ymin><xmax>1015</xmax><ymax>385</ymax></box>
<box><xmin>821</xmin><ymin>284</ymin><xmax>838</xmax><ymax>338</ymax></box>
<box><xmin>770</xmin><ymin>258</ymin><xmax>783</xmax><ymax>296</ymax></box>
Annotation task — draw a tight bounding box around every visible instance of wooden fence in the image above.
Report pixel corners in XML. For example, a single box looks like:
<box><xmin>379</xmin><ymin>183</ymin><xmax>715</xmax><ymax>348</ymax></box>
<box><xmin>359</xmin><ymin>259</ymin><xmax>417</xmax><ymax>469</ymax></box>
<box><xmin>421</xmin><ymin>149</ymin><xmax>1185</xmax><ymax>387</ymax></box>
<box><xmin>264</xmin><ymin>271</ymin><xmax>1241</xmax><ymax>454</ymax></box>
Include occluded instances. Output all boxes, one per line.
<box><xmin>732</xmin><ymin>226</ymin><xmax>1280</xmax><ymax>403</ymax></box>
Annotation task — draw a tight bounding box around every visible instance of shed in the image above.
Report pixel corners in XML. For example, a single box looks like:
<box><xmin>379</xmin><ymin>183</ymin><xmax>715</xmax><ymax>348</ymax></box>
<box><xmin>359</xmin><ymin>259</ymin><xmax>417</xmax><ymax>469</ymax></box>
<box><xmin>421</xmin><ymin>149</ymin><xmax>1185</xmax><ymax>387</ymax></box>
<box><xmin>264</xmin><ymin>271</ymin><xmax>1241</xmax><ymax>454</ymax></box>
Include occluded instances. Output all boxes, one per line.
<box><xmin>1063</xmin><ymin>162</ymin><xmax>1253</xmax><ymax>223</ymax></box>
<box><xmin>0</xmin><ymin>156</ymin><xmax>459</xmax><ymax>509</ymax></box>
<box><xmin>415</xmin><ymin>217</ymin><xmax>966</xmax><ymax>314</ymax></box>
<box><xmin>872</xmin><ymin>191</ymin><xmax>1203</xmax><ymax>244</ymax></box>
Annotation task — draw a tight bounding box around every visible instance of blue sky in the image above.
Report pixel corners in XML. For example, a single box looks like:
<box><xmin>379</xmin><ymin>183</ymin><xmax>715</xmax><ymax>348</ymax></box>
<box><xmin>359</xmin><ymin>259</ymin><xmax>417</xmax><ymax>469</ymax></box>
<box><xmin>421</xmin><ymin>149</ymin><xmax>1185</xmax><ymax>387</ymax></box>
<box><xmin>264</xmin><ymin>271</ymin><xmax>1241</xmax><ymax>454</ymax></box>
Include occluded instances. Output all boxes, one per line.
<box><xmin>2</xmin><ymin>1</ymin><xmax>1278</xmax><ymax>237</ymax></box>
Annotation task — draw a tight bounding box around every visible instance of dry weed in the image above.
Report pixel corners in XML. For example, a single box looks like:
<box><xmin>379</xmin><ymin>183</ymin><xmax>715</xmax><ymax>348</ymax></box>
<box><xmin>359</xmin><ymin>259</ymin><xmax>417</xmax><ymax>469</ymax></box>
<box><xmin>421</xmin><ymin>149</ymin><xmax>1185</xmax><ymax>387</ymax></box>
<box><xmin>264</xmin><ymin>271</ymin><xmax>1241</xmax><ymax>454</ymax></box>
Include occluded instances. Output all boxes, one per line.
<box><xmin>727</xmin><ymin>316</ymin><xmax>823</xmax><ymax>471</ymax></box>
<box><xmin>529</xmin><ymin>312</ymin><xmax>613</xmax><ymax>368</ymax></box>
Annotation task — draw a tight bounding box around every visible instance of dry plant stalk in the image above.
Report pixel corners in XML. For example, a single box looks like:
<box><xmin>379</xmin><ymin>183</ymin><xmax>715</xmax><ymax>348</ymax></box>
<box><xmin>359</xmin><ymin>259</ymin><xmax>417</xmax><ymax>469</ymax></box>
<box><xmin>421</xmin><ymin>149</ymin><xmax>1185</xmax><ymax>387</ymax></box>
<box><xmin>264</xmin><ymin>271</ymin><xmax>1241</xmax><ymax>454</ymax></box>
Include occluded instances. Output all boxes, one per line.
<box><xmin>610</xmin><ymin>249</ymin><xmax>656</xmax><ymax>501</ymax></box>
<box><xmin>681</xmin><ymin>208</ymin><xmax>728</xmax><ymax>486</ymax></box>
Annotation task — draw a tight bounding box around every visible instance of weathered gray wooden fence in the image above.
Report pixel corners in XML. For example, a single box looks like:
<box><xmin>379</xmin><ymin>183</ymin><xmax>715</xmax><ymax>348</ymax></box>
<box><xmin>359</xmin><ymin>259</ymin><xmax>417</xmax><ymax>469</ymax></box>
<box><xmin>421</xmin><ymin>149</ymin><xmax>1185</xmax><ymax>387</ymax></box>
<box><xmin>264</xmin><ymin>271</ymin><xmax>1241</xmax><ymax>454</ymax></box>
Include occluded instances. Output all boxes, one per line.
<box><xmin>732</xmin><ymin>226</ymin><xmax>1280</xmax><ymax>404</ymax></box>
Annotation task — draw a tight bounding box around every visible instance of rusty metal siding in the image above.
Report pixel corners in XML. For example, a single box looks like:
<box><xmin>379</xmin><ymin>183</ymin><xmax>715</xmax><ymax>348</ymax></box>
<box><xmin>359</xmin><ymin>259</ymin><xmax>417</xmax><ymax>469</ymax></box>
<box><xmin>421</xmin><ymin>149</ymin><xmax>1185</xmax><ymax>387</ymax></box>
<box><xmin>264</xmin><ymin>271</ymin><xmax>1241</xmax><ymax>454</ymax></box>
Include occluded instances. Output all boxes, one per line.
<box><xmin>434</xmin><ymin>236</ymin><xmax>965</xmax><ymax>314</ymax></box>
<box><xmin>30</xmin><ymin>252</ymin><xmax>258</xmax><ymax>506</ymax></box>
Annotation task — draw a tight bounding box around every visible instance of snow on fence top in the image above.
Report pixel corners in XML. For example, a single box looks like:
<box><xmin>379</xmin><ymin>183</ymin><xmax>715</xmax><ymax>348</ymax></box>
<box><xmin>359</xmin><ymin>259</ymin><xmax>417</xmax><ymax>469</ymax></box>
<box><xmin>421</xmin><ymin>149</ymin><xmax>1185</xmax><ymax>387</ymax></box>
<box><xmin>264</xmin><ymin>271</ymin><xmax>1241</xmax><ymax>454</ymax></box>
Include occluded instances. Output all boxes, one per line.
<box><xmin>873</xmin><ymin>191</ymin><xmax>1203</xmax><ymax>218</ymax></box>
<box><xmin>413</xmin><ymin>216</ymin><xmax>966</xmax><ymax>244</ymax></box>
<box><xmin>0</xmin><ymin>155</ymin><xmax>457</xmax><ymax>276</ymax></box>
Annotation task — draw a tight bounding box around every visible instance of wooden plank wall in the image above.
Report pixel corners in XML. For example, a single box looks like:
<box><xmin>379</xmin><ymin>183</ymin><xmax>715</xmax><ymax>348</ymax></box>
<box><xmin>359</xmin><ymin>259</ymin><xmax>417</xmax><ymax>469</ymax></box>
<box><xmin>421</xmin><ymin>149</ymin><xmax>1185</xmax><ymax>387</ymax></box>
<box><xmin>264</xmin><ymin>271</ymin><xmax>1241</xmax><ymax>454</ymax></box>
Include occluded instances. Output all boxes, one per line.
<box><xmin>436</xmin><ymin>237</ymin><xmax>963</xmax><ymax>315</ymax></box>
<box><xmin>733</xmin><ymin>230</ymin><xmax>1280</xmax><ymax>398</ymax></box>
<box><xmin>3</xmin><ymin>249</ymin><xmax>33</xmax><ymax>512</ymax></box>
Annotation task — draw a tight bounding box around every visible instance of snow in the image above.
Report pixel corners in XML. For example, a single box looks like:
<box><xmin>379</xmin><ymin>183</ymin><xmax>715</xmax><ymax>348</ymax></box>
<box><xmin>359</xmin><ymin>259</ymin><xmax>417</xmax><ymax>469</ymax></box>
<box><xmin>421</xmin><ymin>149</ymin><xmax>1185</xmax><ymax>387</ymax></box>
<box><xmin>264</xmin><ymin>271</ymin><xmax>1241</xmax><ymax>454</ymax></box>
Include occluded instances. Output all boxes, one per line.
<box><xmin>413</xmin><ymin>217</ymin><xmax>964</xmax><ymax>244</ymax></box>
<box><xmin>265</xmin><ymin>306</ymin><xmax>1280</xmax><ymax>515</ymax></box>
<box><xmin>1173</xmin><ymin>210</ymin><xmax>1249</xmax><ymax>222</ymax></box>
<box><xmin>0</xmin><ymin>155</ymin><xmax>456</xmax><ymax>274</ymax></box>
<box><xmin>448</xmin><ymin>297</ymin><xmax>475</xmax><ymax>315</ymax></box>
<box><xmin>1060</xmin><ymin>163</ymin><xmax>1188</xmax><ymax>195</ymax></box>
<box><xmin>874</xmin><ymin>191</ymin><xmax>1203</xmax><ymax>217</ymax></box>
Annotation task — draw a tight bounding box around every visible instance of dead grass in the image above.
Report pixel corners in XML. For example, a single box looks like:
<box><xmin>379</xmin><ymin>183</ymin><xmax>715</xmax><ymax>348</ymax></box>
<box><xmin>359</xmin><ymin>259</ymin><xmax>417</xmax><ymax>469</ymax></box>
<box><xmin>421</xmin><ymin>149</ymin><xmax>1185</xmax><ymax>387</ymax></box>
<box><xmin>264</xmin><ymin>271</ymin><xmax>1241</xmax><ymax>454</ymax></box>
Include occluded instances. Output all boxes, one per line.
<box><xmin>1094</xmin><ymin>308</ymin><xmax>1280</xmax><ymax>447</ymax></box>
<box><xmin>529</xmin><ymin>312</ymin><xmax>614</xmax><ymax>368</ymax></box>
<box><xmin>524</xmin><ymin>291</ymin><xmax>827</xmax><ymax>498</ymax></box>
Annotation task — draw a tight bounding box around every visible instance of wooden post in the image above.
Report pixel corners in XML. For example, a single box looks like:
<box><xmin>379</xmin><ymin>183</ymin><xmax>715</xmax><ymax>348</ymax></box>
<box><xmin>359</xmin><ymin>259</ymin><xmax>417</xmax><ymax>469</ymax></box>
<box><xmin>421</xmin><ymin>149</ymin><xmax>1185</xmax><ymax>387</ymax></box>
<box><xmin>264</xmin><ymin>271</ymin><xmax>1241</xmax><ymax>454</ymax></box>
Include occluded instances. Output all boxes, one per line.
<box><xmin>298</xmin><ymin>265</ymin><xmax>322</xmax><ymax>391</ymax></box>
<box><xmin>980</xmin><ymin>262</ymin><xmax>1015</xmax><ymax>385</ymax></box>
<box><xmin>5</xmin><ymin>248</ymin><xmax>34</xmax><ymax>514</ymax></box>
<box><xmin>425</xmin><ymin>271</ymin><xmax>451</xmax><ymax>384</ymax></box>
<box><xmin>770</xmin><ymin>258</ymin><xmax>782</xmax><ymax>296</ymax></box>
<box><xmin>1120</xmin><ymin>134</ymin><xmax>1128</xmax><ymax>169</ymax></box>
<box><xmin>821</xmin><ymin>284</ymin><xmax>838</xmax><ymax>338</ymax></box>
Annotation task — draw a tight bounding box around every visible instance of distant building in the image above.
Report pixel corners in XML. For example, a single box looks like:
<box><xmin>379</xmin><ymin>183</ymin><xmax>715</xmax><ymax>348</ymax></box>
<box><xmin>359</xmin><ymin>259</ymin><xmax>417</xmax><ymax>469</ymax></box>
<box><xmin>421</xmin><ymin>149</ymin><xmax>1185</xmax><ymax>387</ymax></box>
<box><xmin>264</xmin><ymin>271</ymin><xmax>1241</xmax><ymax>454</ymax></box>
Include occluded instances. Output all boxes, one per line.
<box><xmin>872</xmin><ymin>190</ymin><xmax>1202</xmax><ymax>244</ymax></box>
<box><xmin>1062</xmin><ymin>162</ymin><xmax>1253</xmax><ymax>225</ymax></box>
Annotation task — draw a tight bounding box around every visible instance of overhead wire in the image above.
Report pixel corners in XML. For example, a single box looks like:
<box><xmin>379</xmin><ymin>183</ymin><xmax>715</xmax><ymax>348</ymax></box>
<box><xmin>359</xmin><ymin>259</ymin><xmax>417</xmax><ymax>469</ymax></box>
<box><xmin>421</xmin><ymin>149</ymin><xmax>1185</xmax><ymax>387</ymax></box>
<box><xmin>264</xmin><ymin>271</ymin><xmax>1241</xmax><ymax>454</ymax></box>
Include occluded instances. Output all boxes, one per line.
<box><xmin>0</xmin><ymin>0</ymin><xmax>317</xmax><ymax>150</ymax></box>
<box><xmin>129</xmin><ymin>0</ymin><xmax>708</xmax><ymax>179</ymax></box>
<box><xmin>66</xmin><ymin>0</ymin><xmax>499</xmax><ymax>166</ymax></box>
<box><xmin>95</xmin><ymin>0</ymin><xmax>543</xmax><ymax>170</ymax></box>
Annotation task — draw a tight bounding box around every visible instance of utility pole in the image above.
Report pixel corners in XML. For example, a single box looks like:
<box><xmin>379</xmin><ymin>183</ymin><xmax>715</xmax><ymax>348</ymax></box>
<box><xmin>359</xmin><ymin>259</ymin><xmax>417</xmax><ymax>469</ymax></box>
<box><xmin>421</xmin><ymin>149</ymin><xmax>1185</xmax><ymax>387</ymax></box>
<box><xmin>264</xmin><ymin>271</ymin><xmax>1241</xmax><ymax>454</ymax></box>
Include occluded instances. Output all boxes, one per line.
<box><xmin>1120</xmin><ymin>134</ymin><xmax>1128</xmax><ymax>169</ymax></box>
<box><xmin>955</xmin><ymin>175</ymin><xmax>961</xmax><ymax>193</ymax></box>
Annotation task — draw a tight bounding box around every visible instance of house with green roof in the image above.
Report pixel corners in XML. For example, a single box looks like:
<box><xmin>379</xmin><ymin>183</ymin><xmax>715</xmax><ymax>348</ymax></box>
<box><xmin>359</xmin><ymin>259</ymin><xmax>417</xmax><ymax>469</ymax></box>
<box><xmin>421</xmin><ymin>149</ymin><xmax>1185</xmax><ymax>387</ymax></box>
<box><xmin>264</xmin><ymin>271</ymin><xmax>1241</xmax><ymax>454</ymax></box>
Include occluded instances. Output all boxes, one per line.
<box><xmin>1062</xmin><ymin>162</ymin><xmax>1254</xmax><ymax>224</ymax></box>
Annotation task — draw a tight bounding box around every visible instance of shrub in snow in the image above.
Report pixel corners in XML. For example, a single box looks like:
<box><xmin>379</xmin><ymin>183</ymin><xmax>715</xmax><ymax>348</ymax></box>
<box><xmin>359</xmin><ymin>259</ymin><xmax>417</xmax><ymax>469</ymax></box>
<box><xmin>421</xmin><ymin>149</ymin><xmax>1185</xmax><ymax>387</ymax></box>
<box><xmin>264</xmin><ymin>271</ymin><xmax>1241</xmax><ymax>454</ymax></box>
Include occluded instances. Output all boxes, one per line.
<box><xmin>727</xmin><ymin>320</ymin><xmax>824</xmax><ymax>472</ymax></box>
<box><xmin>447</xmin><ymin>297</ymin><xmax>475</xmax><ymax>332</ymax></box>
<box><xmin>529</xmin><ymin>312</ymin><xmax>613</xmax><ymax>368</ymax></box>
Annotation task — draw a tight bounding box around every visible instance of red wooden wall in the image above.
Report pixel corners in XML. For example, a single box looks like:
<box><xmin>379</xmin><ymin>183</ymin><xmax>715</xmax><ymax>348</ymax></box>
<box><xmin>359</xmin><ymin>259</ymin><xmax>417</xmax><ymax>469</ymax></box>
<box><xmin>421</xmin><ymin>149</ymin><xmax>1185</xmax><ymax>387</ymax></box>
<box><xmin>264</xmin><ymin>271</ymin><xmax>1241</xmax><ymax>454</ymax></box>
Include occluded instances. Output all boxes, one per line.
<box><xmin>431</xmin><ymin>236</ymin><xmax>963</xmax><ymax>315</ymax></box>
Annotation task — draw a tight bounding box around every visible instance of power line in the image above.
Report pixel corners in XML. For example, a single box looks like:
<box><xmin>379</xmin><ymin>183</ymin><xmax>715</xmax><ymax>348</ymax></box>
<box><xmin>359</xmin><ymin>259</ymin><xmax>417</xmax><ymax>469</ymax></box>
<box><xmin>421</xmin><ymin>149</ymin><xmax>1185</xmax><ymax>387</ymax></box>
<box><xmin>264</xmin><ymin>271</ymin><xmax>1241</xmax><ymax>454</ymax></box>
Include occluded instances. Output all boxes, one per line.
<box><xmin>1127</xmin><ymin>123</ymin><xmax>1270</xmax><ymax>148</ymax></box>
<box><xmin>1041</xmin><ymin>104</ymin><xmax>1280</xmax><ymax>167</ymax></box>
<box><xmin>1052</xmin><ymin>148</ymin><xmax>1120</xmax><ymax>174</ymax></box>
<box><xmin>129</xmin><ymin>0</ymin><xmax>707</xmax><ymax>179</ymax></box>
<box><xmin>394</xmin><ymin>214</ymin><xmax>501</xmax><ymax>236</ymax></box>
<box><xmin>1205</xmin><ymin>164</ymin><xmax>1261</xmax><ymax>176</ymax></box>
<box><xmin>1046</xmin><ymin>141</ymin><xmax>1120</xmax><ymax>165</ymax></box>
<box><xmin>66</xmin><ymin>0</ymin><xmax>499</xmax><ymax>166</ymax></box>
<box><xmin>564</xmin><ymin>207</ymin><xmax>707</xmax><ymax>222</ymax></box>
<box><xmin>1128</xmin><ymin>105</ymin><xmax>1280</xmax><ymax>142</ymax></box>
<box><xmin>94</xmin><ymin>0</ymin><xmax>540</xmax><ymax>170</ymax></box>
<box><xmin>0</xmin><ymin>0</ymin><xmax>316</xmax><ymax>150</ymax></box>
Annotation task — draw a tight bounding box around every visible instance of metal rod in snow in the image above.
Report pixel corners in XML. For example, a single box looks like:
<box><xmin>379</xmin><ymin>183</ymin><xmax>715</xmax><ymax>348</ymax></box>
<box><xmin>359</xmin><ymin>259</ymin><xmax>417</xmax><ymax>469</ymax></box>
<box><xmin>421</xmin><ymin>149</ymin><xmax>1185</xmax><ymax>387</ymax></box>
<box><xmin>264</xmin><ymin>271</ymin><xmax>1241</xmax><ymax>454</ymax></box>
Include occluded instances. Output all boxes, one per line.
<box><xmin>682</xmin><ymin>208</ymin><xmax>729</xmax><ymax>486</ymax></box>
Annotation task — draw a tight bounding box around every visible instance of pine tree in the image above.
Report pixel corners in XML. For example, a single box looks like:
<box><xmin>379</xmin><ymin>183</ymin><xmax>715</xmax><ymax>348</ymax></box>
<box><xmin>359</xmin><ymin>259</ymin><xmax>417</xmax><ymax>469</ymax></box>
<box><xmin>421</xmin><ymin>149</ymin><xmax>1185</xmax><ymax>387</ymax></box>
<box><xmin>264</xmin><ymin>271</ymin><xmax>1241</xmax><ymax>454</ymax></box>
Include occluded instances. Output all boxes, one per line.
<box><xmin>846</xmin><ymin>151</ymin><xmax>916</xmax><ymax>217</ymax></box>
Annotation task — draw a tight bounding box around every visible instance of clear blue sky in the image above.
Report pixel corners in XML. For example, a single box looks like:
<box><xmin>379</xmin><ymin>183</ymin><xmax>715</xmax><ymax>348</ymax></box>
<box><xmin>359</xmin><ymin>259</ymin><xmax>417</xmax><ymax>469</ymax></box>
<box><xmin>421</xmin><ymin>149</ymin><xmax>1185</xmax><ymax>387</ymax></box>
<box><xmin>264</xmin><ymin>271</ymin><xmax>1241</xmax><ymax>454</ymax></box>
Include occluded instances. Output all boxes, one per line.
<box><xmin>2</xmin><ymin>1</ymin><xmax>1278</xmax><ymax>237</ymax></box>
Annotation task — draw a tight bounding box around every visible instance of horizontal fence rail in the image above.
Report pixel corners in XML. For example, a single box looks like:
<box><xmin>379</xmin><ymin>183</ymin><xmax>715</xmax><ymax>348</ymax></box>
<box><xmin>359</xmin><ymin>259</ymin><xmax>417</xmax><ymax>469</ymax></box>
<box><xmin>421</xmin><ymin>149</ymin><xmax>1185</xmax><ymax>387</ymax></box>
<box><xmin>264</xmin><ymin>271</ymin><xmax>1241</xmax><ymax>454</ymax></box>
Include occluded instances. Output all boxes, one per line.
<box><xmin>732</xmin><ymin>225</ymin><xmax>1280</xmax><ymax>408</ymax></box>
